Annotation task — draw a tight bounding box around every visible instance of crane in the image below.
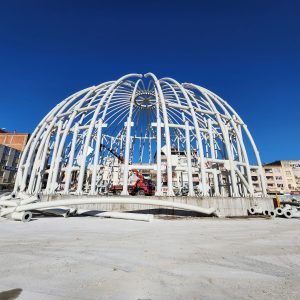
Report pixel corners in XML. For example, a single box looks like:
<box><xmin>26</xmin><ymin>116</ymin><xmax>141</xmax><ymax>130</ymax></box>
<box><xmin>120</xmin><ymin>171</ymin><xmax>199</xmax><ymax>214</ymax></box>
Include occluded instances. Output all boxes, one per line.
<box><xmin>100</xmin><ymin>143</ymin><xmax>124</xmax><ymax>163</ymax></box>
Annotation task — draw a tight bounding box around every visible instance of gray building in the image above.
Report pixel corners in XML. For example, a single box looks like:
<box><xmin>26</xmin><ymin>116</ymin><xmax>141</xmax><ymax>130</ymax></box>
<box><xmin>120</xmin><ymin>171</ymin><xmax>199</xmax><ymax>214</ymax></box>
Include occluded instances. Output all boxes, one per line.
<box><xmin>0</xmin><ymin>144</ymin><xmax>20</xmax><ymax>191</ymax></box>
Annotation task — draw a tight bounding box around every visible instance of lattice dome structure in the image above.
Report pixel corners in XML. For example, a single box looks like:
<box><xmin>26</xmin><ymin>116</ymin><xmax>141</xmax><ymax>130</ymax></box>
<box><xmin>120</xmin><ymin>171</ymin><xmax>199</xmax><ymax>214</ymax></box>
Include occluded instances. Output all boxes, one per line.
<box><xmin>15</xmin><ymin>73</ymin><xmax>266</xmax><ymax>197</ymax></box>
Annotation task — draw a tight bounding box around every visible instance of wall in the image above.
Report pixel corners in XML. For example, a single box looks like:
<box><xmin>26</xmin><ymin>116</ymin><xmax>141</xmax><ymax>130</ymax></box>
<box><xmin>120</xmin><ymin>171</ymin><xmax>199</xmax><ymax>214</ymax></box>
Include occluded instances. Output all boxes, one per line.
<box><xmin>0</xmin><ymin>145</ymin><xmax>21</xmax><ymax>190</ymax></box>
<box><xmin>46</xmin><ymin>194</ymin><xmax>274</xmax><ymax>217</ymax></box>
<box><xmin>0</xmin><ymin>132</ymin><xmax>29</xmax><ymax>151</ymax></box>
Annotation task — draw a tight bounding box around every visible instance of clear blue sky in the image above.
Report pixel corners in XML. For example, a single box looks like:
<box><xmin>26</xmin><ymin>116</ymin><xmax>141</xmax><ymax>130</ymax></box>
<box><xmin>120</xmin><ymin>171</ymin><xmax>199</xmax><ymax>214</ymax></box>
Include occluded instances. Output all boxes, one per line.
<box><xmin>0</xmin><ymin>0</ymin><xmax>299</xmax><ymax>163</ymax></box>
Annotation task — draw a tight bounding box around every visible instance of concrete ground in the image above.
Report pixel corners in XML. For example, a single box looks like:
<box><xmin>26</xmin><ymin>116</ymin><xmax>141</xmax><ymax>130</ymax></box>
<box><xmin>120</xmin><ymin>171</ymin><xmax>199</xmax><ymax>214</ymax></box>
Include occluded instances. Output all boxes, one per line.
<box><xmin>0</xmin><ymin>216</ymin><xmax>300</xmax><ymax>300</ymax></box>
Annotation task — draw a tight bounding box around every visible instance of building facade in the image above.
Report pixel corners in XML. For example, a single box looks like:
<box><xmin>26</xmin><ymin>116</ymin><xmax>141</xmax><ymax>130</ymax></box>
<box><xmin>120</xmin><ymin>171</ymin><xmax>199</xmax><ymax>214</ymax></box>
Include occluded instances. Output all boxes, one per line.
<box><xmin>250</xmin><ymin>167</ymin><xmax>263</xmax><ymax>195</ymax></box>
<box><xmin>0</xmin><ymin>129</ymin><xmax>30</xmax><ymax>151</ymax></box>
<box><xmin>282</xmin><ymin>160</ymin><xmax>300</xmax><ymax>192</ymax></box>
<box><xmin>0</xmin><ymin>129</ymin><xmax>30</xmax><ymax>191</ymax></box>
<box><xmin>256</xmin><ymin>160</ymin><xmax>300</xmax><ymax>195</ymax></box>
<box><xmin>0</xmin><ymin>144</ymin><xmax>21</xmax><ymax>191</ymax></box>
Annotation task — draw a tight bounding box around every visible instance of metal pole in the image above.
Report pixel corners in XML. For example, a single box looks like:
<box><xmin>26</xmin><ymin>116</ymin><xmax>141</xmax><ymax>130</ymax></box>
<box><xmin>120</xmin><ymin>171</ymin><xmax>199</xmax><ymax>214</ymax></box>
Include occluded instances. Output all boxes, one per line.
<box><xmin>185</xmin><ymin>121</ymin><xmax>195</xmax><ymax>196</ymax></box>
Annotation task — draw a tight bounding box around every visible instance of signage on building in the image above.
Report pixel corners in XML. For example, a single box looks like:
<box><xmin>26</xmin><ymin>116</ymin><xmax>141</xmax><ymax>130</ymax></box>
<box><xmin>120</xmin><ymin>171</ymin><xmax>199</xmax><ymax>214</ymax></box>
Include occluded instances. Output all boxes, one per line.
<box><xmin>3</xmin><ymin>165</ymin><xmax>17</xmax><ymax>172</ymax></box>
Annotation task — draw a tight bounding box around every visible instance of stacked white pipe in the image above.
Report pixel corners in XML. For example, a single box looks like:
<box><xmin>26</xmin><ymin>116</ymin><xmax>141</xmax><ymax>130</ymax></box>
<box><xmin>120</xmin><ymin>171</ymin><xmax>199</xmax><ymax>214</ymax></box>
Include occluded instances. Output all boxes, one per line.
<box><xmin>248</xmin><ymin>206</ymin><xmax>275</xmax><ymax>217</ymax></box>
<box><xmin>0</xmin><ymin>193</ymin><xmax>218</xmax><ymax>222</ymax></box>
<box><xmin>0</xmin><ymin>192</ymin><xmax>40</xmax><ymax>222</ymax></box>
<box><xmin>281</xmin><ymin>205</ymin><xmax>300</xmax><ymax>219</ymax></box>
<box><xmin>265</xmin><ymin>204</ymin><xmax>300</xmax><ymax>219</ymax></box>
<box><xmin>248</xmin><ymin>205</ymin><xmax>297</xmax><ymax>218</ymax></box>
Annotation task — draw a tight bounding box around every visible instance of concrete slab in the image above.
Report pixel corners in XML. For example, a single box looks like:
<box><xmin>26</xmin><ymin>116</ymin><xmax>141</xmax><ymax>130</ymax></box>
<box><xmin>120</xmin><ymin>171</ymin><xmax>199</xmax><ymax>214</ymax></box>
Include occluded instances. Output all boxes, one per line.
<box><xmin>0</xmin><ymin>217</ymin><xmax>300</xmax><ymax>299</ymax></box>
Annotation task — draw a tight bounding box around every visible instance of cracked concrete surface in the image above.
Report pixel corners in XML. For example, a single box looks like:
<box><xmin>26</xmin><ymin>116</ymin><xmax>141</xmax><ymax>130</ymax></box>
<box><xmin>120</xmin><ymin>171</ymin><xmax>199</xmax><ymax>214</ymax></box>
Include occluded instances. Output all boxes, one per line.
<box><xmin>0</xmin><ymin>217</ymin><xmax>299</xmax><ymax>299</ymax></box>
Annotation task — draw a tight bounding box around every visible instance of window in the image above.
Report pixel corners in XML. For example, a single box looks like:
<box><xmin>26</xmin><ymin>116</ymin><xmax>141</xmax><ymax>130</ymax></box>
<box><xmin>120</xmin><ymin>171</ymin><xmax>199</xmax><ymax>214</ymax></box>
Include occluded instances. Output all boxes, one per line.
<box><xmin>286</xmin><ymin>171</ymin><xmax>292</xmax><ymax>176</ymax></box>
<box><xmin>277</xmin><ymin>184</ymin><xmax>283</xmax><ymax>188</ymax></box>
<box><xmin>252</xmin><ymin>176</ymin><xmax>258</xmax><ymax>181</ymax></box>
<box><xmin>2</xmin><ymin>155</ymin><xmax>9</xmax><ymax>161</ymax></box>
<box><xmin>275</xmin><ymin>176</ymin><xmax>283</xmax><ymax>180</ymax></box>
<box><xmin>1</xmin><ymin>160</ymin><xmax>7</xmax><ymax>166</ymax></box>
<box><xmin>8</xmin><ymin>172</ymin><xmax>15</xmax><ymax>182</ymax></box>
<box><xmin>3</xmin><ymin>147</ymin><xmax>10</xmax><ymax>155</ymax></box>
<box><xmin>0</xmin><ymin>171</ymin><xmax>4</xmax><ymax>177</ymax></box>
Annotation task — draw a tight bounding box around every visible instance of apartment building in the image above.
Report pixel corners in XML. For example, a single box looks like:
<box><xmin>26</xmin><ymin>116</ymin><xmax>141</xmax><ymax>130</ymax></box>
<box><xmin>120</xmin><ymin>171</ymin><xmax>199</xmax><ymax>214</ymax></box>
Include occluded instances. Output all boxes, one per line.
<box><xmin>0</xmin><ymin>129</ymin><xmax>30</xmax><ymax>151</ymax></box>
<box><xmin>263</xmin><ymin>160</ymin><xmax>300</xmax><ymax>194</ymax></box>
<box><xmin>0</xmin><ymin>144</ymin><xmax>21</xmax><ymax>191</ymax></box>
<box><xmin>250</xmin><ymin>167</ymin><xmax>263</xmax><ymax>194</ymax></box>
<box><xmin>0</xmin><ymin>129</ymin><xmax>30</xmax><ymax>191</ymax></box>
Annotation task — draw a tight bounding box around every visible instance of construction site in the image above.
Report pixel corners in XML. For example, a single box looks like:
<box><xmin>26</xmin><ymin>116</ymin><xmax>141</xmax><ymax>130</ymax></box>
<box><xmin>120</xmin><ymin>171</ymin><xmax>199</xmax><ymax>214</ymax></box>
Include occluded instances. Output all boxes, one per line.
<box><xmin>1</xmin><ymin>73</ymin><xmax>274</xmax><ymax>218</ymax></box>
<box><xmin>1</xmin><ymin>74</ymin><xmax>300</xmax><ymax>299</ymax></box>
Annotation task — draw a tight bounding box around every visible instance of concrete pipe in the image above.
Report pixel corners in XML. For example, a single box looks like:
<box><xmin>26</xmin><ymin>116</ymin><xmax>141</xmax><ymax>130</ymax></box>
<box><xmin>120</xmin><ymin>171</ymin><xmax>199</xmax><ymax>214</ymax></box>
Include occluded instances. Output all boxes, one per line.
<box><xmin>97</xmin><ymin>212</ymin><xmax>154</xmax><ymax>222</ymax></box>
<box><xmin>10</xmin><ymin>211</ymin><xmax>32</xmax><ymax>222</ymax></box>
<box><xmin>283</xmin><ymin>210</ymin><xmax>293</xmax><ymax>219</ymax></box>
<box><xmin>270</xmin><ymin>210</ymin><xmax>276</xmax><ymax>217</ymax></box>
<box><xmin>275</xmin><ymin>207</ymin><xmax>284</xmax><ymax>216</ymax></box>
<box><xmin>248</xmin><ymin>207</ymin><xmax>256</xmax><ymax>215</ymax></box>
<box><xmin>263</xmin><ymin>210</ymin><xmax>269</xmax><ymax>216</ymax></box>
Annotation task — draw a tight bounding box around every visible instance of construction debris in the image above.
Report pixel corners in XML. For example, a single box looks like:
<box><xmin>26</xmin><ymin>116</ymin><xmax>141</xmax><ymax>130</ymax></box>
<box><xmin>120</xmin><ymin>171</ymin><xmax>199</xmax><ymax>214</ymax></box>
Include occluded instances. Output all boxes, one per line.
<box><xmin>248</xmin><ymin>197</ymin><xmax>300</xmax><ymax>219</ymax></box>
<box><xmin>0</xmin><ymin>192</ymin><xmax>217</xmax><ymax>222</ymax></box>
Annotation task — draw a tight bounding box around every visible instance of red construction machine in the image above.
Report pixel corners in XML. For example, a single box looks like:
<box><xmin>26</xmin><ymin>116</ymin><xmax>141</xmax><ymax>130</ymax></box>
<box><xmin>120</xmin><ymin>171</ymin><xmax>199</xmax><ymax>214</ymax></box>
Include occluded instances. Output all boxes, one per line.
<box><xmin>100</xmin><ymin>144</ymin><xmax>155</xmax><ymax>196</ymax></box>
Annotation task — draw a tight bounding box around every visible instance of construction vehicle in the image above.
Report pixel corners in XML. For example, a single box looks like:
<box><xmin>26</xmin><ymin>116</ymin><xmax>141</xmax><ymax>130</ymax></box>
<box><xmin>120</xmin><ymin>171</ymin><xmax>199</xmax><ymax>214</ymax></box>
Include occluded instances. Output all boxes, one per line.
<box><xmin>100</xmin><ymin>144</ymin><xmax>155</xmax><ymax>196</ymax></box>
<box><xmin>129</xmin><ymin>169</ymin><xmax>155</xmax><ymax>196</ymax></box>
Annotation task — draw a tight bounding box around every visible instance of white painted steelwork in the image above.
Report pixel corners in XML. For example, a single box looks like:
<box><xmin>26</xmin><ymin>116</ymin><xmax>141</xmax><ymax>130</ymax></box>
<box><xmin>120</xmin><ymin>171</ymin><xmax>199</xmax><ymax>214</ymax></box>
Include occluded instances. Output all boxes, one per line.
<box><xmin>13</xmin><ymin>73</ymin><xmax>266</xmax><ymax>197</ymax></box>
<box><xmin>90</xmin><ymin>211</ymin><xmax>154</xmax><ymax>222</ymax></box>
<box><xmin>0</xmin><ymin>197</ymin><xmax>217</xmax><ymax>217</ymax></box>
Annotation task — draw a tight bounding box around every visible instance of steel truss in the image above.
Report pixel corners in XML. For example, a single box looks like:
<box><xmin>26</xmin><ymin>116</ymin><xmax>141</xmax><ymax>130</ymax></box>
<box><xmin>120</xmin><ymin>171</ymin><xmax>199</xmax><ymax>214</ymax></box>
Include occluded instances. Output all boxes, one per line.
<box><xmin>14</xmin><ymin>73</ymin><xmax>267</xmax><ymax>197</ymax></box>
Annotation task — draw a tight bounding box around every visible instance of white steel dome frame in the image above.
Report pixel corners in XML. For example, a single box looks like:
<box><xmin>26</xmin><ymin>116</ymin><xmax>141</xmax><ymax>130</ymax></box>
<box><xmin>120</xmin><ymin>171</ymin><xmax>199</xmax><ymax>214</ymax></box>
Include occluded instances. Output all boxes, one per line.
<box><xmin>14</xmin><ymin>73</ymin><xmax>267</xmax><ymax>197</ymax></box>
